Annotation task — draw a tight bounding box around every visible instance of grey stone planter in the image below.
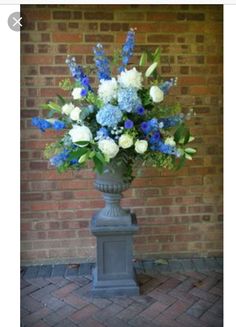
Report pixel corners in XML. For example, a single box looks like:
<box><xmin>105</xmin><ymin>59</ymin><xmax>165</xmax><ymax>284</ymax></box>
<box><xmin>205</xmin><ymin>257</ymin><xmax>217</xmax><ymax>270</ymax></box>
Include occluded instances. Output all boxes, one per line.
<box><xmin>91</xmin><ymin>161</ymin><xmax>139</xmax><ymax>296</ymax></box>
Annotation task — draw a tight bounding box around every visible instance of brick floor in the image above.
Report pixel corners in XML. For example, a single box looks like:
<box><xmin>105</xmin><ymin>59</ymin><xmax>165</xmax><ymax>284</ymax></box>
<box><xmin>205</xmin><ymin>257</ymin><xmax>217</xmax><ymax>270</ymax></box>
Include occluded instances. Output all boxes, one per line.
<box><xmin>21</xmin><ymin>258</ymin><xmax>223</xmax><ymax>326</ymax></box>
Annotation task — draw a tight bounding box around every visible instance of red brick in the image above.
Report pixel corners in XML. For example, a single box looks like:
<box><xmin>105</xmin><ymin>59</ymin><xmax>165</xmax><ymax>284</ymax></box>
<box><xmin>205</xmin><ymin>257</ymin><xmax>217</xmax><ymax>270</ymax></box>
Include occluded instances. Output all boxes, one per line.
<box><xmin>52</xmin><ymin>33</ymin><xmax>83</xmax><ymax>43</ymax></box>
<box><xmin>69</xmin><ymin>304</ymin><xmax>98</xmax><ymax>322</ymax></box>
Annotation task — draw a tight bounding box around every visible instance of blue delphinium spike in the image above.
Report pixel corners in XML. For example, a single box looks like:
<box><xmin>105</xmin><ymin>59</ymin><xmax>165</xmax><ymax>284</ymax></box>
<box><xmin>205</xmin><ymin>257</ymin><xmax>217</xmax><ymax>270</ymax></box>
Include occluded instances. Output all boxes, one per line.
<box><xmin>119</xmin><ymin>28</ymin><xmax>136</xmax><ymax>73</ymax></box>
<box><xmin>159</xmin><ymin>77</ymin><xmax>178</xmax><ymax>95</ymax></box>
<box><xmin>65</xmin><ymin>56</ymin><xmax>92</xmax><ymax>91</ymax></box>
<box><xmin>93</xmin><ymin>43</ymin><xmax>111</xmax><ymax>81</ymax></box>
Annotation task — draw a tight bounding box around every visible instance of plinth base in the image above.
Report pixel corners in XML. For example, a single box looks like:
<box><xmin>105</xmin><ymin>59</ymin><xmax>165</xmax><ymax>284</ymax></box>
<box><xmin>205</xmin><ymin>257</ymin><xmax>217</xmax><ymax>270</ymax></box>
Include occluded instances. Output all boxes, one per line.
<box><xmin>91</xmin><ymin>214</ymin><xmax>140</xmax><ymax>297</ymax></box>
<box><xmin>92</xmin><ymin>267</ymin><xmax>139</xmax><ymax>297</ymax></box>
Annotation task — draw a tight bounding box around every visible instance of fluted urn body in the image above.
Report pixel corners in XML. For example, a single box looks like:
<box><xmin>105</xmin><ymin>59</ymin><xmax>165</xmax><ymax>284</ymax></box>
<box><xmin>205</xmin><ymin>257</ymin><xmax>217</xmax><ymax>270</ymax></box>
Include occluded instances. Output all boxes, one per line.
<box><xmin>93</xmin><ymin>161</ymin><xmax>132</xmax><ymax>226</ymax></box>
<box><xmin>91</xmin><ymin>161</ymin><xmax>139</xmax><ymax>297</ymax></box>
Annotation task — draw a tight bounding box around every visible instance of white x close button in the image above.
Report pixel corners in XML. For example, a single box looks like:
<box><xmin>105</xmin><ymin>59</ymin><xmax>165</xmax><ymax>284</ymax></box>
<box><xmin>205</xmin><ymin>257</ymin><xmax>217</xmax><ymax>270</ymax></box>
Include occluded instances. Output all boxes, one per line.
<box><xmin>8</xmin><ymin>12</ymin><xmax>22</xmax><ymax>31</ymax></box>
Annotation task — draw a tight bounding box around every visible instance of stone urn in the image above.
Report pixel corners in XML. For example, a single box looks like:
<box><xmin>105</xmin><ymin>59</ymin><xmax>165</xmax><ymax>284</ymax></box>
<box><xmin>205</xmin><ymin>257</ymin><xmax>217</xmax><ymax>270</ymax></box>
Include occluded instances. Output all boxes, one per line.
<box><xmin>91</xmin><ymin>161</ymin><xmax>139</xmax><ymax>296</ymax></box>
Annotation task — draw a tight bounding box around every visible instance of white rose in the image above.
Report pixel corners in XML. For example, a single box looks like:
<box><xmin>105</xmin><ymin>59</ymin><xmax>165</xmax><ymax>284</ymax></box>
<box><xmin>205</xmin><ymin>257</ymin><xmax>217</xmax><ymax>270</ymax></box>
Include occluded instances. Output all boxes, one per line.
<box><xmin>98</xmin><ymin>78</ymin><xmax>118</xmax><ymax>103</ymax></box>
<box><xmin>165</xmin><ymin>136</ymin><xmax>176</xmax><ymax>147</ymax></box>
<box><xmin>118</xmin><ymin>67</ymin><xmax>143</xmax><ymax>90</ymax></box>
<box><xmin>70</xmin><ymin>106</ymin><xmax>82</xmax><ymax>122</ymax></box>
<box><xmin>62</xmin><ymin>102</ymin><xmax>75</xmax><ymax>115</ymax></box>
<box><xmin>72</xmin><ymin>87</ymin><xmax>83</xmax><ymax>100</ymax></box>
<box><xmin>135</xmin><ymin>140</ymin><xmax>148</xmax><ymax>154</ymax></box>
<box><xmin>69</xmin><ymin>125</ymin><xmax>93</xmax><ymax>145</ymax></box>
<box><xmin>98</xmin><ymin>139</ymin><xmax>119</xmax><ymax>159</ymax></box>
<box><xmin>150</xmin><ymin>85</ymin><xmax>164</xmax><ymax>103</ymax></box>
<box><xmin>118</xmin><ymin>134</ymin><xmax>133</xmax><ymax>149</ymax></box>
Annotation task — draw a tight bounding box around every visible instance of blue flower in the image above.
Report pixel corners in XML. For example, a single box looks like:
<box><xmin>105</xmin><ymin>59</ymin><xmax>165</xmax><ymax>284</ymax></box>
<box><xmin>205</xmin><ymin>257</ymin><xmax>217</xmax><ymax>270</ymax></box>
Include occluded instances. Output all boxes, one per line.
<box><xmin>141</xmin><ymin>121</ymin><xmax>151</xmax><ymax>134</ymax></box>
<box><xmin>119</xmin><ymin>29</ymin><xmax>135</xmax><ymax>72</ymax></box>
<box><xmin>149</xmin><ymin>131</ymin><xmax>161</xmax><ymax>145</ymax></box>
<box><xmin>50</xmin><ymin>150</ymin><xmax>69</xmax><ymax>167</ymax></box>
<box><xmin>159</xmin><ymin>78</ymin><xmax>176</xmax><ymax>95</ymax></box>
<box><xmin>65</xmin><ymin>56</ymin><xmax>92</xmax><ymax>91</ymax></box>
<box><xmin>159</xmin><ymin>115</ymin><xmax>183</xmax><ymax>128</ymax></box>
<box><xmin>81</xmin><ymin>89</ymin><xmax>88</xmax><ymax>97</ymax></box>
<box><xmin>32</xmin><ymin>117</ymin><xmax>51</xmax><ymax>132</ymax></box>
<box><xmin>150</xmin><ymin>141</ymin><xmax>176</xmax><ymax>155</ymax></box>
<box><xmin>70</xmin><ymin>159</ymin><xmax>78</xmax><ymax>165</ymax></box>
<box><xmin>117</xmin><ymin>87</ymin><xmax>142</xmax><ymax>113</ymax></box>
<box><xmin>53</xmin><ymin>120</ymin><xmax>65</xmax><ymax>131</ymax></box>
<box><xmin>96</xmin><ymin>104</ymin><xmax>122</xmax><ymax>128</ymax></box>
<box><xmin>136</xmin><ymin>106</ymin><xmax>145</xmax><ymax>116</ymax></box>
<box><xmin>124</xmin><ymin>119</ymin><xmax>134</xmax><ymax>129</ymax></box>
<box><xmin>93</xmin><ymin>43</ymin><xmax>111</xmax><ymax>81</ymax></box>
<box><xmin>96</xmin><ymin>127</ymin><xmax>109</xmax><ymax>139</ymax></box>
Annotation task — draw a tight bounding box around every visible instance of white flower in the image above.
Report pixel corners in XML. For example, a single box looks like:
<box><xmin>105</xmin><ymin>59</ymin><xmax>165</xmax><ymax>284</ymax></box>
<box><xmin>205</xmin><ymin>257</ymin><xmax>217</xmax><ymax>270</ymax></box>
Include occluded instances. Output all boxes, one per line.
<box><xmin>118</xmin><ymin>67</ymin><xmax>143</xmax><ymax>90</ymax></box>
<box><xmin>98</xmin><ymin>139</ymin><xmax>119</xmax><ymax>159</ymax></box>
<box><xmin>72</xmin><ymin>87</ymin><xmax>83</xmax><ymax>100</ymax></box>
<box><xmin>98</xmin><ymin>78</ymin><xmax>118</xmax><ymax>103</ymax></box>
<box><xmin>70</xmin><ymin>107</ymin><xmax>82</xmax><ymax>122</ymax></box>
<box><xmin>69</xmin><ymin>125</ymin><xmax>93</xmax><ymax>145</ymax></box>
<box><xmin>165</xmin><ymin>136</ymin><xmax>176</xmax><ymax>147</ymax></box>
<box><xmin>150</xmin><ymin>85</ymin><xmax>164</xmax><ymax>103</ymax></box>
<box><xmin>62</xmin><ymin>102</ymin><xmax>75</xmax><ymax>115</ymax></box>
<box><xmin>135</xmin><ymin>140</ymin><xmax>148</xmax><ymax>154</ymax></box>
<box><xmin>118</xmin><ymin>134</ymin><xmax>133</xmax><ymax>149</ymax></box>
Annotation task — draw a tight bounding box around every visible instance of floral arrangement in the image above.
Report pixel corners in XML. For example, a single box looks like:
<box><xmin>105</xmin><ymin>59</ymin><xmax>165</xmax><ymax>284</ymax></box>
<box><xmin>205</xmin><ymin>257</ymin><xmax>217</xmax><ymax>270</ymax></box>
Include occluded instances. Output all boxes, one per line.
<box><xmin>32</xmin><ymin>29</ymin><xmax>196</xmax><ymax>181</ymax></box>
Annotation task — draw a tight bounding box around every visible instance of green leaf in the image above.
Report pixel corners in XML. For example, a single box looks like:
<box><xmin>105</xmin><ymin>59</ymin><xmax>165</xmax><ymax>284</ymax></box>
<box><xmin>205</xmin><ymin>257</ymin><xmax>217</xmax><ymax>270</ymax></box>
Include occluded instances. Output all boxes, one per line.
<box><xmin>93</xmin><ymin>156</ymin><xmax>104</xmax><ymax>175</ymax></box>
<box><xmin>175</xmin><ymin>156</ymin><xmax>186</xmax><ymax>170</ymax></box>
<box><xmin>185</xmin><ymin>147</ymin><xmax>197</xmax><ymax>154</ymax></box>
<box><xmin>56</xmin><ymin>94</ymin><xmax>66</xmax><ymax>105</ymax></box>
<box><xmin>75</xmin><ymin>141</ymin><xmax>90</xmax><ymax>147</ymax></box>
<box><xmin>95</xmin><ymin>151</ymin><xmax>106</xmax><ymax>164</ymax></box>
<box><xmin>139</xmin><ymin>52</ymin><xmax>148</xmax><ymax>66</ymax></box>
<box><xmin>78</xmin><ymin>152</ymin><xmax>90</xmax><ymax>164</ymax></box>
<box><xmin>185</xmin><ymin>153</ymin><xmax>192</xmax><ymax>160</ymax></box>
<box><xmin>174</xmin><ymin>124</ymin><xmax>190</xmax><ymax>145</ymax></box>
<box><xmin>145</xmin><ymin>62</ymin><xmax>158</xmax><ymax>77</ymax></box>
<box><xmin>153</xmin><ymin>47</ymin><xmax>161</xmax><ymax>63</ymax></box>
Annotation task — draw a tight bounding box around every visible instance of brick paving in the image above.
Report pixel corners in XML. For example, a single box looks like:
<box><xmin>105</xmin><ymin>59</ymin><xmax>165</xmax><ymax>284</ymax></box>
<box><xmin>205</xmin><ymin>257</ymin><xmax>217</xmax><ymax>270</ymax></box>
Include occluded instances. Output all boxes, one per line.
<box><xmin>21</xmin><ymin>258</ymin><xmax>223</xmax><ymax>327</ymax></box>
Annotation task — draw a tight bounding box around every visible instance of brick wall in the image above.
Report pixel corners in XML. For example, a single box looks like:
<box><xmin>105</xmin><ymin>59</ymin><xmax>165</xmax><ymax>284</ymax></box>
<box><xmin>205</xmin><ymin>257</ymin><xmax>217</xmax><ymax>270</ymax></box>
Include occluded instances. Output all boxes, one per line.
<box><xmin>21</xmin><ymin>4</ymin><xmax>223</xmax><ymax>265</ymax></box>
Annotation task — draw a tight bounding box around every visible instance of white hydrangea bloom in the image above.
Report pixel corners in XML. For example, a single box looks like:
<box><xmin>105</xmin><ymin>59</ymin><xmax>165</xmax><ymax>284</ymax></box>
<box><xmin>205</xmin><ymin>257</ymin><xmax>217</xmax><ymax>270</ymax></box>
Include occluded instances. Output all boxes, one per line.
<box><xmin>164</xmin><ymin>137</ymin><xmax>176</xmax><ymax>147</ymax></box>
<box><xmin>134</xmin><ymin>140</ymin><xmax>148</xmax><ymax>154</ymax></box>
<box><xmin>98</xmin><ymin>139</ymin><xmax>119</xmax><ymax>159</ymax></box>
<box><xmin>118</xmin><ymin>134</ymin><xmax>133</xmax><ymax>149</ymax></box>
<box><xmin>70</xmin><ymin>107</ymin><xmax>82</xmax><ymax>122</ymax></box>
<box><xmin>69</xmin><ymin>125</ymin><xmax>92</xmax><ymax>145</ymax></box>
<box><xmin>98</xmin><ymin>78</ymin><xmax>118</xmax><ymax>103</ymax></box>
<box><xmin>149</xmin><ymin>86</ymin><xmax>164</xmax><ymax>103</ymax></box>
<box><xmin>72</xmin><ymin>87</ymin><xmax>83</xmax><ymax>100</ymax></box>
<box><xmin>62</xmin><ymin>102</ymin><xmax>75</xmax><ymax>115</ymax></box>
<box><xmin>118</xmin><ymin>67</ymin><xmax>143</xmax><ymax>90</ymax></box>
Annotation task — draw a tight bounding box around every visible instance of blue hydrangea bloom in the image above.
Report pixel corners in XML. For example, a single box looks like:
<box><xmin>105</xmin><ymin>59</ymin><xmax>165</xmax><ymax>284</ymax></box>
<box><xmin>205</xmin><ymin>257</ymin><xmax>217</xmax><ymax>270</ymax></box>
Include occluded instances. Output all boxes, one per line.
<box><xmin>93</xmin><ymin>43</ymin><xmax>111</xmax><ymax>81</ymax></box>
<box><xmin>117</xmin><ymin>87</ymin><xmax>142</xmax><ymax>113</ymax></box>
<box><xmin>96</xmin><ymin>127</ymin><xmax>109</xmax><ymax>139</ymax></box>
<box><xmin>159</xmin><ymin>115</ymin><xmax>183</xmax><ymax>128</ymax></box>
<box><xmin>124</xmin><ymin>119</ymin><xmax>134</xmax><ymax>129</ymax></box>
<box><xmin>65</xmin><ymin>56</ymin><xmax>92</xmax><ymax>91</ymax></box>
<box><xmin>50</xmin><ymin>150</ymin><xmax>69</xmax><ymax>167</ymax></box>
<box><xmin>32</xmin><ymin>117</ymin><xmax>51</xmax><ymax>132</ymax></box>
<box><xmin>151</xmin><ymin>141</ymin><xmax>176</xmax><ymax>155</ymax></box>
<box><xmin>159</xmin><ymin>79</ymin><xmax>175</xmax><ymax>95</ymax></box>
<box><xmin>119</xmin><ymin>29</ymin><xmax>135</xmax><ymax>73</ymax></box>
<box><xmin>53</xmin><ymin>120</ymin><xmax>65</xmax><ymax>130</ymax></box>
<box><xmin>96</xmin><ymin>104</ymin><xmax>122</xmax><ymax>128</ymax></box>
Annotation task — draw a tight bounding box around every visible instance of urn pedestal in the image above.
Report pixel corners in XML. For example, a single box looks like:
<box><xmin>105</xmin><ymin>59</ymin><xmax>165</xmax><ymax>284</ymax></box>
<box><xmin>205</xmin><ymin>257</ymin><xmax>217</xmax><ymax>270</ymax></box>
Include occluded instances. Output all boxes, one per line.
<box><xmin>91</xmin><ymin>163</ymin><xmax>140</xmax><ymax>296</ymax></box>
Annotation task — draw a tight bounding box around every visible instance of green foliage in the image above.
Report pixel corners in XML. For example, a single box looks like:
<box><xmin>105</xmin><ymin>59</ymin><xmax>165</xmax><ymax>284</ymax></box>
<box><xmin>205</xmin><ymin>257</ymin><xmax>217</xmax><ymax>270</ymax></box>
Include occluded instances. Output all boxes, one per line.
<box><xmin>87</xmin><ymin>91</ymin><xmax>103</xmax><ymax>108</ymax></box>
<box><xmin>59</xmin><ymin>78</ymin><xmax>74</xmax><ymax>91</ymax></box>
<box><xmin>174</xmin><ymin>124</ymin><xmax>190</xmax><ymax>145</ymax></box>
<box><xmin>44</xmin><ymin>142</ymin><xmax>63</xmax><ymax>159</ymax></box>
